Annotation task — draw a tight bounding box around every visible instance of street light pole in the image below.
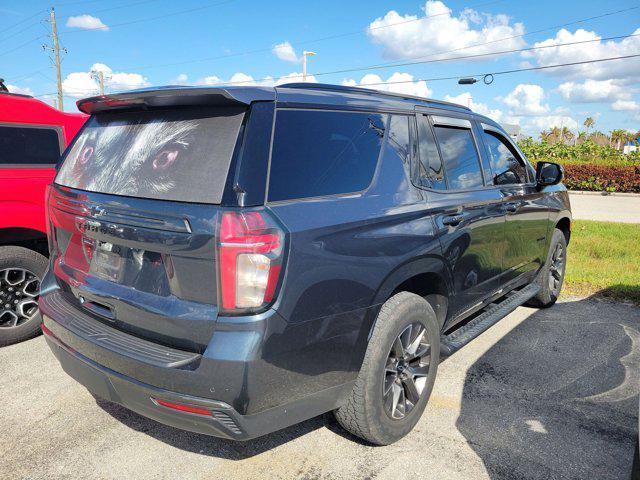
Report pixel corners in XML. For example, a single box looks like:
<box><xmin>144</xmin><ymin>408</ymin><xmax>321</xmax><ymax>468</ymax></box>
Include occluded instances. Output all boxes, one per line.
<box><xmin>302</xmin><ymin>51</ymin><xmax>316</xmax><ymax>82</ymax></box>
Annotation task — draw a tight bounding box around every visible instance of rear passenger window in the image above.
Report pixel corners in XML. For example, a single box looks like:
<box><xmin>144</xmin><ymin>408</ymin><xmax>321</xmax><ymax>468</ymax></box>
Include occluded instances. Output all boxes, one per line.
<box><xmin>482</xmin><ymin>131</ymin><xmax>528</xmax><ymax>185</ymax></box>
<box><xmin>268</xmin><ymin>110</ymin><xmax>386</xmax><ymax>202</ymax></box>
<box><xmin>0</xmin><ymin>125</ymin><xmax>61</xmax><ymax>165</ymax></box>
<box><xmin>416</xmin><ymin>115</ymin><xmax>445</xmax><ymax>190</ymax></box>
<box><xmin>433</xmin><ymin>126</ymin><xmax>483</xmax><ymax>190</ymax></box>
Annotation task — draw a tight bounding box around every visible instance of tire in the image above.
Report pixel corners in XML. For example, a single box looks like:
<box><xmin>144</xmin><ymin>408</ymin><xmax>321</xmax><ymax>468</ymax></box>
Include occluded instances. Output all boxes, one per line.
<box><xmin>0</xmin><ymin>246</ymin><xmax>48</xmax><ymax>347</ymax></box>
<box><xmin>526</xmin><ymin>228</ymin><xmax>567</xmax><ymax>308</ymax></box>
<box><xmin>334</xmin><ymin>292</ymin><xmax>440</xmax><ymax>445</ymax></box>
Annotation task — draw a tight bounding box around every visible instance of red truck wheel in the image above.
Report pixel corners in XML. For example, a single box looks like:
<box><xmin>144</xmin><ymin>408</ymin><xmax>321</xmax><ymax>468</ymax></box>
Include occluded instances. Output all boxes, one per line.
<box><xmin>0</xmin><ymin>246</ymin><xmax>48</xmax><ymax>346</ymax></box>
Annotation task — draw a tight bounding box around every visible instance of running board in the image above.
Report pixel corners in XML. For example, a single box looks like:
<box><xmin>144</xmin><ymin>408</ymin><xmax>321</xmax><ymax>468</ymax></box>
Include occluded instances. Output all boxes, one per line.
<box><xmin>440</xmin><ymin>283</ymin><xmax>540</xmax><ymax>358</ymax></box>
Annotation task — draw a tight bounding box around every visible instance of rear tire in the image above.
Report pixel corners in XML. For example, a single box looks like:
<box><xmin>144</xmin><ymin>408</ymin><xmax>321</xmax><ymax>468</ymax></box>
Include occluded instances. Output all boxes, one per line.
<box><xmin>527</xmin><ymin>228</ymin><xmax>567</xmax><ymax>308</ymax></box>
<box><xmin>334</xmin><ymin>292</ymin><xmax>440</xmax><ymax>445</ymax></box>
<box><xmin>0</xmin><ymin>246</ymin><xmax>48</xmax><ymax>347</ymax></box>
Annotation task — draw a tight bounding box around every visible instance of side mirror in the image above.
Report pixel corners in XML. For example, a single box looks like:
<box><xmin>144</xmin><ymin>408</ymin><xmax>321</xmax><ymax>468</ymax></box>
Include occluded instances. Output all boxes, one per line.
<box><xmin>536</xmin><ymin>161</ymin><xmax>563</xmax><ymax>187</ymax></box>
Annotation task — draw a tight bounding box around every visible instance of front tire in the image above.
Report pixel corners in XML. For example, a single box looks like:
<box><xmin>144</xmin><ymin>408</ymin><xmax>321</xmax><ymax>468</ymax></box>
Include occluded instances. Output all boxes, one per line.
<box><xmin>527</xmin><ymin>228</ymin><xmax>567</xmax><ymax>308</ymax></box>
<box><xmin>334</xmin><ymin>292</ymin><xmax>440</xmax><ymax>445</ymax></box>
<box><xmin>0</xmin><ymin>246</ymin><xmax>48</xmax><ymax>347</ymax></box>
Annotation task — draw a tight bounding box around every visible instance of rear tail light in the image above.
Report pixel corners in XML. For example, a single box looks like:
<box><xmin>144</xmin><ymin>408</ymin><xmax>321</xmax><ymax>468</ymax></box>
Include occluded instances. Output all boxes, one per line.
<box><xmin>217</xmin><ymin>210</ymin><xmax>285</xmax><ymax>311</ymax></box>
<box><xmin>153</xmin><ymin>398</ymin><xmax>212</xmax><ymax>417</ymax></box>
<box><xmin>45</xmin><ymin>185</ymin><xmax>55</xmax><ymax>253</ymax></box>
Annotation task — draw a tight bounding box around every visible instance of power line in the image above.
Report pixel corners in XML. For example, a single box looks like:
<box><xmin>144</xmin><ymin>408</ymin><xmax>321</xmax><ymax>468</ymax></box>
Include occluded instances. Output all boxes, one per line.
<box><xmin>108</xmin><ymin>3</ymin><xmax>640</xmax><ymax>75</ymax></box>
<box><xmin>0</xmin><ymin>9</ymin><xmax>45</xmax><ymax>36</ymax></box>
<box><xmin>351</xmin><ymin>54</ymin><xmax>640</xmax><ymax>87</ymax></box>
<box><xmin>0</xmin><ymin>35</ymin><xmax>46</xmax><ymax>58</ymax></box>
<box><xmin>311</xmin><ymin>32</ymin><xmax>640</xmax><ymax>78</ymax></box>
<box><xmin>61</xmin><ymin>0</ymin><xmax>238</xmax><ymax>33</ymax></box>
<box><xmin>107</xmin><ymin>0</ymin><xmax>507</xmax><ymax>72</ymax></box>
<box><xmin>0</xmin><ymin>20</ymin><xmax>41</xmax><ymax>42</ymax></box>
<box><xmin>158</xmin><ymin>35</ymin><xmax>640</xmax><ymax>87</ymax></box>
<box><xmin>345</xmin><ymin>5</ymin><xmax>640</xmax><ymax>72</ymax></box>
<box><xmin>30</xmin><ymin>53</ymin><xmax>640</xmax><ymax>99</ymax></box>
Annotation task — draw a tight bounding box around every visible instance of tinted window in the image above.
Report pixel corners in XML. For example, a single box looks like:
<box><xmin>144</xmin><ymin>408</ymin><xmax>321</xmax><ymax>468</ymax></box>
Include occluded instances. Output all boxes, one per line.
<box><xmin>0</xmin><ymin>125</ymin><xmax>60</xmax><ymax>165</ymax></box>
<box><xmin>416</xmin><ymin>115</ymin><xmax>445</xmax><ymax>190</ymax></box>
<box><xmin>387</xmin><ymin>115</ymin><xmax>410</xmax><ymax>165</ymax></box>
<box><xmin>433</xmin><ymin>126</ymin><xmax>483</xmax><ymax>190</ymax></box>
<box><xmin>56</xmin><ymin>107</ymin><xmax>244</xmax><ymax>204</ymax></box>
<box><xmin>482</xmin><ymin>131</ymin><xmax>528</xmax><ymax>185</ymax></box>
<box><xmin>268</xmin><ymin>110</ymin><xmax>386</xmax><ymax>201</ymax></box>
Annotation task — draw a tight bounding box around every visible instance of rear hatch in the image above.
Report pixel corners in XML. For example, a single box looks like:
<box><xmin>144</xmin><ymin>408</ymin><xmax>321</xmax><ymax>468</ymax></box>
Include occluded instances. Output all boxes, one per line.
<box><xmin>48</xmin><ymin>106</ymin><xmax>245</xmax><ymax>352</ymax></box>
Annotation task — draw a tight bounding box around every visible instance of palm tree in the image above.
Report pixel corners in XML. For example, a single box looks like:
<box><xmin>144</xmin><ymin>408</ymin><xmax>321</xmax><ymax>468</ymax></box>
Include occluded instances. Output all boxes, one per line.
<box><xmin>560</xmin><ymin>126</ymin><xmax>574</xmax><ymax>144</ymax></box>
<box><xmin>540</xmin><ymin>130</ymin><xmax>553</xmax><ymax>143</ymax></box>
<box><xmin>583</xmin><ymin>117</ymin><xmax>595</xmax><ymax>131</ymax></box>
<box><xmin>610</xmin><ymin>129</ymin><xmax>627</xmax><ymax>150</ymax></box>
<box><xmin>577</xmin><ymin>131</ymin><xmax>587</xmax><ymax>145</ymax></box>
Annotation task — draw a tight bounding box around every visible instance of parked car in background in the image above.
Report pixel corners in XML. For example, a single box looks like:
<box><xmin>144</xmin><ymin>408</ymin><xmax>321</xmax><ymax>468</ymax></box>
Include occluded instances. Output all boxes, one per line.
<box><xmin>0</xmin><ymin>91</ymin><xmax>86</xmax><ymax>346</ymax></box>
<box><xmin>41</xmin><ymin>84</ymin><xmax>570</xmax><ymax>444</ymax></box>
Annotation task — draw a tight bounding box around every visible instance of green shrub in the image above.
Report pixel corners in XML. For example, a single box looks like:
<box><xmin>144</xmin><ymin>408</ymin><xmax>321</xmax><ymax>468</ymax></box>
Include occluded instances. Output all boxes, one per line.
<box><xmin>518</xmin><ymin>139</ymin><xmax>640</xmax><ymax>167</ymax></box>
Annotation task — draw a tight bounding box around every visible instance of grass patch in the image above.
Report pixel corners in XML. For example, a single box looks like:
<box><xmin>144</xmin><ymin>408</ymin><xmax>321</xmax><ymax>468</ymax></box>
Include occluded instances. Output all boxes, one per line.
<box><xmin>563</xmin><ymin>220</ymin><xmax>640</xmax><ymax>303</ymax></box>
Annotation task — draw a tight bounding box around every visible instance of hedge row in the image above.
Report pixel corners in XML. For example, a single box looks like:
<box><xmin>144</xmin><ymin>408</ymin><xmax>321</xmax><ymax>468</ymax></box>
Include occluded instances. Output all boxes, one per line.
<box><xmin>562</xmin><ymin>164</ymin><xmax>640</xmax><ymax>193</ymax></box>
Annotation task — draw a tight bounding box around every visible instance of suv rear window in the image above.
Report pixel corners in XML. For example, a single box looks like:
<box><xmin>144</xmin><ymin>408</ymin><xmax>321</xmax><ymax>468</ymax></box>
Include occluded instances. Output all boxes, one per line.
<box><xmin>56</xmin><ymin>107</ymin><xmax>245</xmax><ymax>204</ymax></box>
<box><xmin>0</xmin><ymin>125</ymin><xmax>61</xmax><ymax>166</ymax></box>
<box><xmin>268</xmin><ymin>110</ymin><xmax>387</xmax><ymax>202</ymax></box>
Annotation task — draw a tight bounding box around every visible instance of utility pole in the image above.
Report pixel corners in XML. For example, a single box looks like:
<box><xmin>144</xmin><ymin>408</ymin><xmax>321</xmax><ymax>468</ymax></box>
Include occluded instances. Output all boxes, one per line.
<box><xmin>50</xmin><ymin>8</ymin><xmax>63</xmax><ymax>111</ymax></box>
<box><xmin>302</xmin><ymin>51</ymin><xmax>316</xmax><ymax>82</ymax></box>
<box><xmin>92</xmin><ymin>70</ymin><xmax>105</xmax><ymax>95</ymax></box>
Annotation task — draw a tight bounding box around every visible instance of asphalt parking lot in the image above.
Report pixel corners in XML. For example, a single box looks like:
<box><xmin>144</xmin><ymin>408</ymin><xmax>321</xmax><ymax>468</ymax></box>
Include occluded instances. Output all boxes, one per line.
<box><xmin>1</xmin><ymin>296</ymin><xmax>638</xmax><ymax>480</ymax></box>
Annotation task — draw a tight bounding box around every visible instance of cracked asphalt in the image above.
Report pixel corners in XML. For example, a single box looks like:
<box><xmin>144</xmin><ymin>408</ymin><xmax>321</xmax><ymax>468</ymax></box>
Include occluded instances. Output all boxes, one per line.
<box><xmin>1</xmin><ymin>296</ymin><xmax>638</xmax><ymax>480</ymax></box>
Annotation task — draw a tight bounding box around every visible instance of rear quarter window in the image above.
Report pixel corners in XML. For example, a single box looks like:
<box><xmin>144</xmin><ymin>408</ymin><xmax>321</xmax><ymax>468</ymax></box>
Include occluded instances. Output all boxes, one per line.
<box><xmin>56</xmin><ymin>107</ymin><xmax>245</xmax><ymax>204</ymax></box>
<box><xmin>267</xmin><ymin>110</ymin><xmax>387</xmax><ymax>202</ymax></box>
<box><xmin>0</xmin><ymin>124</ymin><xmax>61</xmax><ymax>166</ymax></box>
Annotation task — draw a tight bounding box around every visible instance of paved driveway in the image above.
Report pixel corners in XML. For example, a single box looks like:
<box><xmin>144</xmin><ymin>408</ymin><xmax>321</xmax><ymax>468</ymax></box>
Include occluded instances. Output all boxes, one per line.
<box><xmin>569</xmin><ymin>192</ymin><xmax>640</xmax><ymax>223</ymax></box>
<box><xmin>1</xmin><ymin>297</ymin><xmax>638</xmax><ymax>480</ymax></box>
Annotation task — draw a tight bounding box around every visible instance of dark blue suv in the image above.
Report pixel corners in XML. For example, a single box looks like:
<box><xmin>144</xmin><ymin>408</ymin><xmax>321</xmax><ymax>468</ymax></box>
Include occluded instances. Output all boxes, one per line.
<box><xmin>40</xmin><ymin>83</ymin><xmax>571</xmax><ymax>445</ymax></box>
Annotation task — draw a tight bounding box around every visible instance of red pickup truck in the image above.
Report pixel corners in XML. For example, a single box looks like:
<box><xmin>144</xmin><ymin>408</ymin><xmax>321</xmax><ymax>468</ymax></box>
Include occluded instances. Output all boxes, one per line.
<box><xmin>0</xmin><ymin>91</ymin><xmax>87</xmax><ymax>345</ymax></box>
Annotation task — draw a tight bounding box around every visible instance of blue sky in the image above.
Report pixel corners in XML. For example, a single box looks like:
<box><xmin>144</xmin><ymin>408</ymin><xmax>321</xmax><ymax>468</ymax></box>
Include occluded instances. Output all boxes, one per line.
<box><xmin>2</xmin><ymin>0</ymin><xmax>639</xmax><ymax>136</ymax></box>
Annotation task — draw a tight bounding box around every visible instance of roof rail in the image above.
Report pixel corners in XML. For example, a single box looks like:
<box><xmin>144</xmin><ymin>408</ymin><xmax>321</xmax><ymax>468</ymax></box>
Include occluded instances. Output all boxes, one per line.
<box><xmin>279</xmin><ymin>82</ymin><xmax>471</xmax><ymax>111</ymax></box>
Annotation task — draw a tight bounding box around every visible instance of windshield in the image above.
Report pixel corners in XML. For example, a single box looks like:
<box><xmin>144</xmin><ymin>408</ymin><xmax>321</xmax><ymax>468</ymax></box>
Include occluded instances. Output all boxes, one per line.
<box><xmin>56</xmin><ymin>107</ymin><xmax>244</xmax><ymax>204</ymax></box>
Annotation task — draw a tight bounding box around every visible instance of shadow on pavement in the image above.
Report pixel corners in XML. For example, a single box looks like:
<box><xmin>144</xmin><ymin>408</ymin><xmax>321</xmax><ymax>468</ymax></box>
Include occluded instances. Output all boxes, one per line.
<box><xmin>96</xmin><ymin>295</ymin><xmax>639</xmax><ymax>472</ymax></box>
<box><xmin>96</xmin><ymin>398</ymin><xmax>333</xmax><ymax>460</ymax></box>
<box><xmin>455</xmin><ymin>295</ymin><xmax>639</xmax><ymax>480</ymax></box>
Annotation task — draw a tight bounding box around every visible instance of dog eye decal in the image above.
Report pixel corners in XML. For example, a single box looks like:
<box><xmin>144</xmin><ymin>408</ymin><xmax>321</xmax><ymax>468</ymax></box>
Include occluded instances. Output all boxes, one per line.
<box><xmin>78</xmin><ymin>146</ymin><xmax>94</xmax><ymax>165</ymax></box>
<box><xmin>152</xmin><ymin>149</ymin><xmax>179</xmax><ymax>170</ymax></box>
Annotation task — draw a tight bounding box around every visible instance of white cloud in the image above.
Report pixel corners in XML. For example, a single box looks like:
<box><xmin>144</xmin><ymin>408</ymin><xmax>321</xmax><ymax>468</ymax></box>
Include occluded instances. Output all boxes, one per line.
<box><xmin>342</xmin><ymin>72</ymin><xmax>432</xmax><ymax>98</ymax></box>
<box><xmin>66</xmin><ymin>14</ymin><xmax>108</xmax><ymax>31</ymax></box>
<box><xmin>6</xmin><ymin>84</ymin><xmax>34</xmax><ymax>96</ymax></box>
<box><xmin>172</xmin><ymin>73</ymin><xmax>188</xmax><ymax>84</ymax></box>
<box><xmin>522</xmin><ymin>28</ymin><xmax>640</xmax><ymax>81</ymax></box>
<box><xmin>612</xmin><ymin>99</ymin><xmax>639</xmax><ymax>111</ymax></box>
<box><xmin>527</xmin><ymin>115</ymin><xmax>578</xmax><ymax>131</ymax></box>
<box><xmin>557</xmin><ymin>79</ymin><xmax>631</xmax><ymax>103</ymax></box>
<box><xmin>197</xmin><ymin>71</ymin><xmax>316</xmax><ymax>87</ymax></box>
<box><xmin>444</xmin><ymin>92</ymin><xmax>503</xmax><ymax>121</ymax></box>
<box><xmin>272</xmin><ymin>41</ymin><xmax>299</xmax><ymax>63</ymax></box>
<box><xmin>62</xmin><ymin>63</ymin><xmax>149</xmax><ymax>98</ymax></box>
<box><xmin>367</xmin><ymin>0</ymin><xmax>525</xmax><ymax>60</ymax></box>
<box><xmin>500</xmin><ymin>84</ymin><xmax>549</xmax><ymax>115</ymax></box>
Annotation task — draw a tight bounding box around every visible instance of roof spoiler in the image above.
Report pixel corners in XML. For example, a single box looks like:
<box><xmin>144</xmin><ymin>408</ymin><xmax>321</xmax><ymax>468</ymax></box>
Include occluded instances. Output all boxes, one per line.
<box><xmin>76</xmin><ymin>86</ymin><xmax>275</xmax><ymax>114</ymax></box>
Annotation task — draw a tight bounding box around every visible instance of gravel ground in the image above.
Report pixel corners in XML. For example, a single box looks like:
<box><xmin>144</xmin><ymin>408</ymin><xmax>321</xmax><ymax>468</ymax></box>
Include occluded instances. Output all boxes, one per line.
<box><xmin>1</xmin><ymin>296</ymin><xmax>638</xmax><ymax>480</ymax></box>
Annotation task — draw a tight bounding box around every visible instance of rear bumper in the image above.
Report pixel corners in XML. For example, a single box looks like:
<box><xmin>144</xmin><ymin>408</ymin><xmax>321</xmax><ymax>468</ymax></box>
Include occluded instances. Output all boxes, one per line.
<box><xmin>40</xmin><ymin>288</ymin><xmax>356</xmax><ymax>440</ymax></box>
<box><xmin>43</xmin><ymin>324</ymin><xmax>352</xmax><ymax>440</ymax></box>
<box><xmin>44</xmin><ymin>326</ymin><xmax>245</xmax><ymax>439</ymax></box>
